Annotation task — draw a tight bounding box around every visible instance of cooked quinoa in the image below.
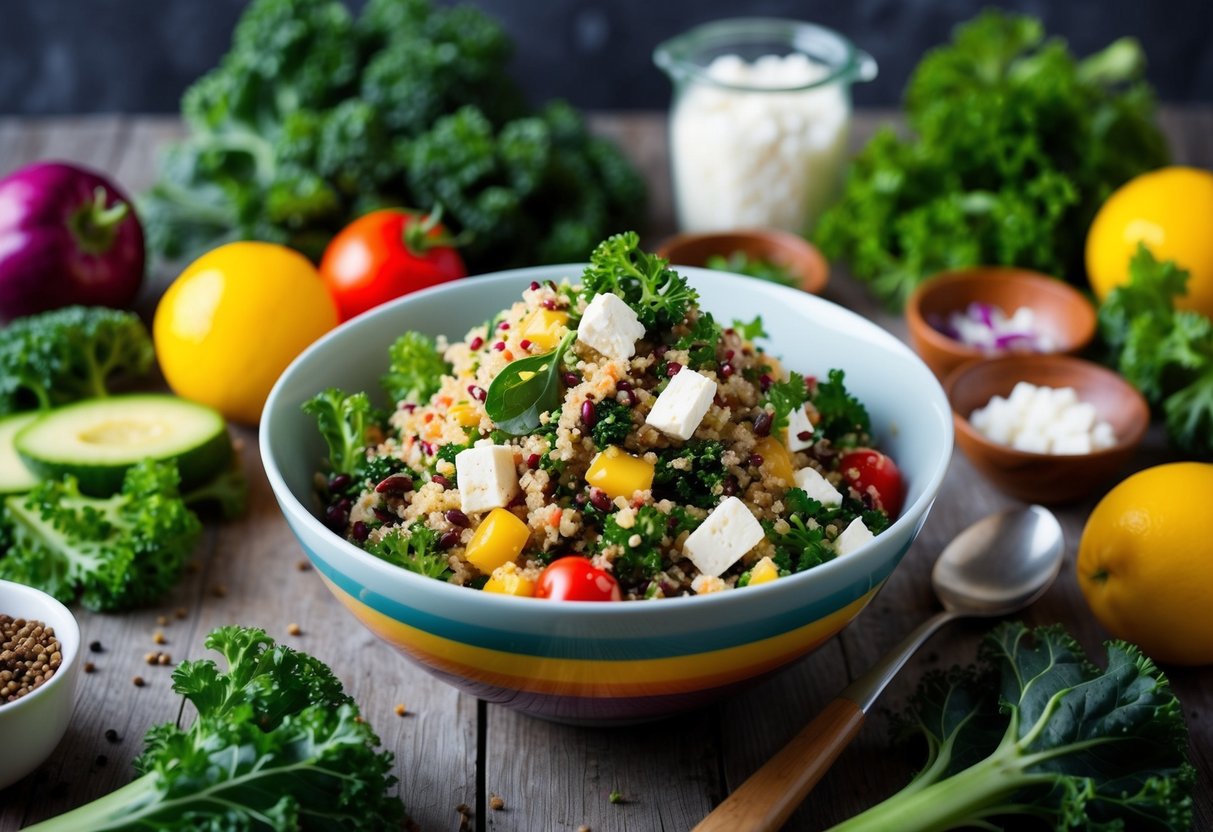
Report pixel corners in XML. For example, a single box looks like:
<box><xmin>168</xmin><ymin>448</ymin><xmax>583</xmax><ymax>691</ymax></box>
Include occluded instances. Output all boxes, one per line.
<box><xmin>307</xmin><ymin>233</ymin><xmax>901</xmax><ymax>601</ymax></box>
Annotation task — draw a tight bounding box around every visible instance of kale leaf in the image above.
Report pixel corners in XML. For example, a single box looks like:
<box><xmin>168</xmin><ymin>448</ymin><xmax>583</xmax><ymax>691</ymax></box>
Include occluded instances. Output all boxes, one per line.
<box><xmin>302</xmin><ymin>388</ymin><xmax>374</xmax><ymax>476</ymax></box>
<box><xmin>590</xmin><ymin>397</ymin><xmax>633</xmax><ymax>449</ymax></box>
<box><xmin>761</xmin><ymin>372</ymin><xmax>809</xmax><ymax>435</ymax></box>
<box><xmin>580</xmin><ymin>232</ymin><xmax>697</xmax><ymax>331</ymax></box>
<box><xmin>653</xmin><ymin>440</ymin><xmax>727</xmax><ymax>509</ymax></box>
<box><xmin>811</xmin><ymin>369</ymin><xmax>870</xmax><ymax>445</ymax></box>
<box><xmin>381</xmin><ymin>331</ymin><xmax>451</xmax><ymax>405</ymax></box>
<box><xmin>367</xmin><ymin>523</ymin><xmax>452</xmax><ymax>580</ymax></box>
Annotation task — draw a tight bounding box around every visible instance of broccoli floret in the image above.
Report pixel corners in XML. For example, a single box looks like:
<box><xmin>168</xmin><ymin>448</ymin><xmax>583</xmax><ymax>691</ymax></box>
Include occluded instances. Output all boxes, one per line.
<box><xmin>0</xmin><ymin>306</ymin><xmax>154</xmax><ymax>414</ymax></box>
<box><xmin>0</xmin><ymin>461</ymin><xmax>201</xmax><ymax>611</ymax></box>
<box><xmin>381</xmin><ymin>331</ymin><xmax>451</xmax><ymax>405</ymax></box>
<box><xmin>302</xmin><ymin>388</ymin><xmax>375</xmax><ymax>477</ymax></box>
<box><xmin>26</xmin><ymin>626</ymin><xmax>404</xmax><ymax>831</ymax></box>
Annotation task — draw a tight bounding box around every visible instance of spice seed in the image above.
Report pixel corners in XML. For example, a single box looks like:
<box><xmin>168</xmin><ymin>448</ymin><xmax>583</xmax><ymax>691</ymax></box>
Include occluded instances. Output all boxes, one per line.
<box><xmin>1</xmin><ymin>614</ymin><xmax>63</xmax><ymax>703</ymax></box>
<box><xmin>104</xmin><ymin>729</ymin><xmax>121</xmax><ymax>743</ymax></box>
<box><xmin>394</xmin><ymin>703</ymin><xmax>407</xmax><ymax>717</ymax></box>
<box><xmin>489</xmin><ymin>795</ymin><xmax>505</xmax><ymax>811</ymax></box>
<box><xmin>296</xmin><ymin>560</ymin><xmax>312</xmax><ymax>571</ymax></box>
<box><xmin>144</xmin><ymin>652</ymin><xmax>158</xmax><ymax>665</ymax></box>
<box><xmin>89</xmin><ymin>640</ymin><xmax>104</xmax><ymax>653</ymax></box>
<box><xmin>211</xmin><ymin>584</ymin><xmax>227</xmax><ymax>598</ymax></box>
<box><xmin>83</xmin><ymin>662</ymin><xmax>96</xmax><ymax>674</ymax></box>
<box><xmin>156</xmin><ymin>615</ymin><xmax>168</xmax><ymax>626</ymax></box>
<box><xmin>287</xmin><ymin>623</ymin><xmax>302</xmax><ymax>636</ymax></box>
<box><xmin>158</xmin><ymin>653</ymin><xmax>172</xmax><ymax>666</ymax></box>
<box><xmin>153</xmin><ymin>631</ymin><xmax>166</xmax><ymax>645</ymax></box>
<box><xmin>132</xmin><ymin>675</ymin><xmax>145</xmax><ymax>687</ymax></box>
<box><xmin>175</xmin><ymin>607</ymin><xmax>187</xmax><ymax>620</ymax></box>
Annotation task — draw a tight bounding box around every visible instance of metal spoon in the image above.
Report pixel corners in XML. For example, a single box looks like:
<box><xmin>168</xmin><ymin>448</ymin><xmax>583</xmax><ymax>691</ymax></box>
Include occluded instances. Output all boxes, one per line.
<box><xmin>694</xmin><ymin>505</ymin><xmax>1065</xmax><ymax>832</ymax></box>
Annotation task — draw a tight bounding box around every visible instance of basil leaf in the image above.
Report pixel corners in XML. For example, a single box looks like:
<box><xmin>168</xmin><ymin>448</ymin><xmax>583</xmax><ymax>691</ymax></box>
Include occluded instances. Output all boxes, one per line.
<box><xmin>485</xmin><ymin>331</ymin><xmax>575</xmax><ymax>435</ymax></box>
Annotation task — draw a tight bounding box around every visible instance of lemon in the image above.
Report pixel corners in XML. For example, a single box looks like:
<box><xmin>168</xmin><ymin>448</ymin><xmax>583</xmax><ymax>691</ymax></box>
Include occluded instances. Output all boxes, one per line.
<box><xmin>154</xmin><ymin>242</ymin><xmax>338</xmax><ymax>425</ymax></box>
<box><xmin>1077</xmin><ymin>462</ymin><xmax>1213</xmax><ymax>666</ymax></box>
<box><xmin>1086</xmin><ymin>166</ymin><xmax>1213</xmax><ymax>319</ymax></box>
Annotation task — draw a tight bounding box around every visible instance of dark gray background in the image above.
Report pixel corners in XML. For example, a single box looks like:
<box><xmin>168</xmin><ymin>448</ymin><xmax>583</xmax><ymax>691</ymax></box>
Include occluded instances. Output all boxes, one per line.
<box><xmin>2</xmin><ymin>0</ymin><xmax>1210</xmax><ymax>115</ymax></box>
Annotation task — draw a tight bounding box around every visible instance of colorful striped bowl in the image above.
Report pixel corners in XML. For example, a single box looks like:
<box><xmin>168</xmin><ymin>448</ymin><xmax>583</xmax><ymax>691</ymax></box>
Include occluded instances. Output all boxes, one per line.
<box><xmin>261</xmin><ymin>265</ymin><xmax>953</xmax><ymax>724</ymax></box>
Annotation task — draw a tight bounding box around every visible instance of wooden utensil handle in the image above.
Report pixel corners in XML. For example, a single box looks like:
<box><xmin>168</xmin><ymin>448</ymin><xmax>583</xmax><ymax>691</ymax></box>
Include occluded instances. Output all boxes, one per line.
<box><xmin>693</xmin><ymin>697</ymin><xmax>865</xmax><ymax>832</ymax></box>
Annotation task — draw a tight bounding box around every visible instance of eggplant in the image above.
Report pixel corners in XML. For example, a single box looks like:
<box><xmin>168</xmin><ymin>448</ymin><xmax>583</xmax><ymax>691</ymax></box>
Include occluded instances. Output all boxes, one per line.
<box><xmin>0</xmin><ymin>161</ymin><xmax>145</xmax><ymax>322</ymax></box>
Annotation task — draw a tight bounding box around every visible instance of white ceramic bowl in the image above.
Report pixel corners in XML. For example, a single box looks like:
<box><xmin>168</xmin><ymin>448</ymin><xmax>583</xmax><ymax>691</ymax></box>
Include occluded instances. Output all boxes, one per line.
<box><xmin>261</xmin><ymin>265</ymin><xmax>953</xmax><ymax>723</ymax></box>
<box><xmin>0</xmin><ymin>580</ymin><xmax>81</xmax><ymax>789</ymax></box>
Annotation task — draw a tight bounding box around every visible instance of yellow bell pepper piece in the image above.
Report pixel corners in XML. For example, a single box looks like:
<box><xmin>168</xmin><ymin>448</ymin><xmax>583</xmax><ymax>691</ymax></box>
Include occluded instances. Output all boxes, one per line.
<box><xmin>520</xmin><ymin>309</ymin><xmax>570</xmax><ymax>350</ymax></box>
<box><xmin>748</xmin><ymin>556</ymin><xmax>779</xmax><ymax>586</ymax></box>
<box><xmin>465</xmin><ymin>508</ymin><xmax>530</xmax><ymax>574</ymax></box>
<box><xmin>585</xmin><ymin>445</ymin><xmax>655</xmax><ymax>500</ymax></box>
<box><xmin>448</xmin><ymin>402</ymin><xmax>482</xmax><ymax>427</ymax></box>
<box><xmin>753</xmin><ymin>436</ymin><xmax>794</xmax><ymax>485</ymax></box>
<box><xmin>483</xmin><ymin>561</ymin><xmax>535</xmax><ymax>596</ymax></box>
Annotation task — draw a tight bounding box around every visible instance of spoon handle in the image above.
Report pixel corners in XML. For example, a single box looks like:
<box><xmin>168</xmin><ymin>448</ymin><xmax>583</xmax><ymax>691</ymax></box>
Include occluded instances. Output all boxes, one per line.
<box><xmin>693</xmin><ymin>610</ymin><xmax>958</xmax><ymax>832</ymax></box>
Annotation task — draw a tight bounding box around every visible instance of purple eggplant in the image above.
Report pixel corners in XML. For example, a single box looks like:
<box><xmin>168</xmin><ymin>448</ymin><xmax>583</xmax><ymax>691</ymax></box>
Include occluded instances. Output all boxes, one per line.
<box><xmin>0</xmin><ymin>161</ymin><xmax>145</xmax><ymax>322</ymax></box>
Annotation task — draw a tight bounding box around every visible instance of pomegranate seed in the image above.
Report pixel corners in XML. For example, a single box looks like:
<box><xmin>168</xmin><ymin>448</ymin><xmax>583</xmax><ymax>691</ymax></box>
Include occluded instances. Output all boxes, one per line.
<box><xmin>581</xmin><ymin>399</ymin><xmax>597</xmax><ymax>427</ymax></box>
<box><xmin>519</xmin><ymin>339</ymin><xmax>533</xmax><ymax>350</ymax></box>
<box><xmin>445</xmin><ymin>509</ymin><xmax>470</xmax><ymax>528</ymax></box>
<box><xmin>328</xmin><ymin>473</ymin><xmax>352</xmax><ymax>492</ymax></box>
<box><xmin>498</xmin><ymin>321</ymin><xmax>510</xmax><ymax>331</ymax></box>
<box><xmin>432</xmin><ymin>475</ymin><xmax>451</xmax><ymax>488</ymax></box>
<box><xmin>624</xmin><ymin>391</ymin><xmax>638</xmax><ymax>407</ymax></box>
<box><xmin>541</xmin><ymin>299</ymin><xmax>557</xmax><ymax>310</ymax></box>
<box><xmin>493</xmin><ymin>341</ymin><xmax>506</xmax><ymax>351</ymax></box>
<box><xmin>753</xmin><ymin>411</ymin><xmax>773</xmax><ymax>437</ymax></box>
<box><xmin>526</xmin><ymin>453</ymin><xmax>541</xmax><ymax>468</ymax></box>
<box><xmin>725</xmin><ymin>350</ymin><xmax>735</xmax><ymax>360</ymax></box>
<box><xmin>720</xmin><ymin>363</ymin><xmax>734</xmax><ymax>378</ymax></box>
<box><xmin>805</xmin><ymin>375</ymin><xmax>817</xmax><ymax>389</ymax></box>
<box><xmin>375</xmin><ymin>474</ymin><xmax>414</xmax><ymax>494</ymax></box>
<box><xmin>469</xmin><ymin>385</ymin><xmax>487</xmax><ymax>402</ymax></box>
<box><xmin>589</xmin><ymin>488</ymin><xmax>611</xmax><ymax>512</ymax></box>
<box><xmin>351</xmin><ymin>521</ymin><xmax>370</xmax><ymax>542</ymax></box>
<box><xmin>749</xmin><ymin>453</ymin><xmax>764</xmax><ymax>468</ymax></box>
<box><xmin>438</xmin><ymin>531</ymin><xmax>460</xmax><ymax>549</ymax></box>
<box><xmin>724</xmin><ymin>327</ymin><xmax>736</xmax><ymax>336</ymax></box>
<box><xmin>617</xmin><ymin>380</ymin><xmax>632</xmax><ymax>391</ymax></box>
<box><xmin>563</xmin><ymin>372</ymin><xmax>580</xmax><ymax>386</ymax></box>
<box><xmin>574</xmin><ymin>492</ymin><xmax>588</xmax><ymax>506</ymax></box>
<box><xmin>666</xmin><ymin>362</ymin><xmax>683</xmax><ymax>377</ymax></box>
<box><xmin>469</xmin><ymin>336</ymin><xmax>484</xmax><ymax>350</ymax></box>
<box><xmin>529</xmin><ymin>280</ymin><xmax>541</xmax><ymax>291</ymax></box>
<box><xmin>798</xmin><ymin>430</ymin><xmax>813</xmax><ymax>441</ymax></box>
<box><xmin>654</xmin><ymin>344</ymin><xmax>668</xmax><ymax>357</ymax></box>
<box><xmin>759</xmin><ymin>373</ymin><xmax>773</xmax><ymax>392</ymax></box>
<box><xmin>401</xmin><ymin>403</ymin><xmax>417</xmax><ymax>413</ymax></box>
<box><xmin>722</xmin><ymin>476</ymin><xmax>738</xmax><ymax>496</ymax></box>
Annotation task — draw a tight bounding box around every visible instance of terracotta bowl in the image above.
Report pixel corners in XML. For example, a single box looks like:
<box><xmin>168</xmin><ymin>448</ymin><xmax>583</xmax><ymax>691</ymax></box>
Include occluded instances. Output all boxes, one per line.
<box><xmin>655</xmin><ymin>229</ymin><xmax>829</xmax><ymax>295</ymax></box>
<box><xmin>945</xmin><ymin>355</ymin><xmax>1149</xmax><ymax>504</ymax></box>
<box><xmin>907</xmin><ymin>267</ymin><xmax>1098</xmax><ymax>380</ymax></box>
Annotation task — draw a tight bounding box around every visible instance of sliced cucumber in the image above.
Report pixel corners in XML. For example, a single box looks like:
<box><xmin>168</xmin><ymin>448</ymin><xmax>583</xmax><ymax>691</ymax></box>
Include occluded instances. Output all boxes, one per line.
<box><xmin>15</xmin><ymin>394</ymin><xmax>233</xmax><ymax>496</ymax></box>
<box><xmin>0</xmin><ymin>412</ymin><xmax>41</xmax><ymax>494</ymax></box>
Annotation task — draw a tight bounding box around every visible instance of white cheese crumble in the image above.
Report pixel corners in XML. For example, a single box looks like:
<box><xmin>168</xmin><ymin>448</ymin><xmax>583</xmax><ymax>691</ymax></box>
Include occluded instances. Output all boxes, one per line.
<box><xmin>834</xmin><ymin>516</ymin><xmax>874</xmax><ymax>556</ymax></box>
<box><xmin>645</xmin><ymin>367</ymin><xmax>717</xmax><ymax>441</ymax></box>
<box><xmin>792</xmin><ymin>465</ymin><xmax>843</xmax><ymax>507</ymax></box>
<box><xmin>668</xmin><ymin>53</ymin><xmax>850</xmax><ymax>234</ymax></box>
<box><xmin>454</xmin><ymin>445</ymin><xmax>519</xmax><ymax>514</ymax></box>
<box><xmin>969</xmin><ymin>382</ymin><xmax>1117</xmax><ymax>455</ymax></box>
<box><xmin>577</xmin><ymin>292</ymin><xmax>645</xmax><ymax>361</ymax></box>
<box><xmin>683</xmin><ymin>496</ymin><xmax>765</xmax><ymax>578</ymax></box>
<box><xmin>786</xmin><ymin>405</ymin><xmax>815</xmax><ymax>451</ymax></box>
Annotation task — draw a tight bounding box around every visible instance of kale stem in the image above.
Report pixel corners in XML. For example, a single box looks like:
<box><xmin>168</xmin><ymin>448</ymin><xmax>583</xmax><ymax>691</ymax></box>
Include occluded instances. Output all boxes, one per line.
<box><xmin>23</xmin><ymin>773</ymin><xmax>159</xmax><ymax>831</ymax></box>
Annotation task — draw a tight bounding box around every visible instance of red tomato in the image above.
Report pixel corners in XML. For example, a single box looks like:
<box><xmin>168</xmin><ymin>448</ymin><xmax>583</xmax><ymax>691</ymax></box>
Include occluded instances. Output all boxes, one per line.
<box><xmin>536</xmin><ymin>557</ymin><xmax>622</xmax><ymax>602</ymax></box>
<box><xmin>320</xmin><ymin>209</ymin><xmax>466</xmax><ymax>322</ymax></box>
<box><xmin>838</xmin><ymin>449</ymin><xmax>905</xmax><ymax>517</ymax></box>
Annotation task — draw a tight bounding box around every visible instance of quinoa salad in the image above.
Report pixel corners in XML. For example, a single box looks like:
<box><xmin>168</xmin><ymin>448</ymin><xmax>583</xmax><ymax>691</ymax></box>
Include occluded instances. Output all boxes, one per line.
<box><xmin>306</xmin><ymin>233</ymin><xmax>904</xmax><ymax>601</ymax></box>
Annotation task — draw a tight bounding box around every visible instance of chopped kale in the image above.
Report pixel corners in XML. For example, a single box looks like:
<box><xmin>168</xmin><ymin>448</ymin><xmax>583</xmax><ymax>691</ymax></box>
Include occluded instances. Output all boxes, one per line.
<box><xmin>761</xmin><ymin>372</ymin><xmax>809</xmax><ymax>434</ymax></box>
<box><xmin>366</xmin><ymin>524</ymin><xmax>452</xmax><ymax>580</ymax></box>
<box><xmin>590</xmin><ymin>397</ymin><xmax>633</xmax><ymax>449</ymax></box>
<box><xmin>811</xmin><ymin>369</ymin><xmax>870</xmax><ymax>445</ymax></box>
<box><xmin>653</xmin><ymin>440</ymin><xmax>727</xmax><ymax>509</ymax></box>
<box><xmin>672</xmin><ymin>312</ymin><xmax>723</xmax><ymax>370</ymax></box>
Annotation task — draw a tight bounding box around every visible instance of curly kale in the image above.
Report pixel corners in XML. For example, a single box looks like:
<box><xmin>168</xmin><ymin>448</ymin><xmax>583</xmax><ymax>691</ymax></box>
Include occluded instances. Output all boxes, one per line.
<box><xmin>0</xmin><ymin>461</ymin><xmax>201</xmax><ymax>611</ymax></box>
<box><xmin>381</xmin><ymin>331</ymin><xmax>451</xmax><ymax>405</ymax></box>
<box><xmin>598</xmin><ymin>506</ymin><xmax>671</xmax><ymax>587</ymax></box>
<box><xmin>367</xmin><ymin>523</ymin><xmax>452</xmax><ymax>580</ymax></box>
<box><xmin>760</xmin><ymin>372</ymin><xmax>809</xmax><ymax>435</ymax></box>
<box><xmin>653</xmin><ymin>441</ymin><xmax>727</xmax><ymax>509</ymax></box>
<box><xmin>302</xmin><ymin>388</ymin><xmax>376</xmax><ymax>477</ymax></box>
<box><xmin>0</xmin><ymin>306</ymin><xmax>154</xmax><ymax>415</ymax></box>
<box><xmin>580</xmin><ymin>232</ymin><xmax>697</xmax><ymax>331</ymax></box>
<box><xmin>763</xmin><ymin>486</ymin><xmax>888</xmax><ymax>576</ymax></box>
<box><xmin>27</xmin><ymin>626</ymin><xmax>404</xmax><ymax>831</ymax></box>
<box><xmin>590</xmin><ymin>398</ymin><xmax>633</xmax><ymax>449</ymax></box>
<box><xmin>673</xmin><ymin>312</ymin><xmax>723</xmax><ymax>371</ymax></box>
<box><xmin>816</xmin><ymin>10</ymin><xmax>1167</xmax><ymax>307</ymax></box>
<box><xmin>141</xmin><ymin>0</ymin><xmax>644</xmax><ymax>268</ymax></box>
<box><xmin>811</xmin><ymin>369</ymin><xmax>871</xmax><ymax>445</ymax></box>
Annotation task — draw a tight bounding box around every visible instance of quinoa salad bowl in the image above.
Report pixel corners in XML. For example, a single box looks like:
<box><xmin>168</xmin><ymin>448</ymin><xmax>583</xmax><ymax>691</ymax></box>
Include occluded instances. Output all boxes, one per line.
<box><xmin>261</xmin><ymin>234</ymin><xmax>953</xmax><ymax>724</ymax></box>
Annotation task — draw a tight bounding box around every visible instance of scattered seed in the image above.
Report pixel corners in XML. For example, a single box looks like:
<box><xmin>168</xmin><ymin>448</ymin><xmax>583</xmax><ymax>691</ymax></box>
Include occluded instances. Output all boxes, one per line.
<box><xmin>132</xmin><ymin>676</ymin><xmax>145</xmax><ymax>688</ymax></box>
<box><xmin>489</xmin><ymin>794</ymin><xmax>505</xmax><ymax>811</ymax></box>
<box><xmin>529</xmin><ymin>280</ymin><xmax>540</xmax><ymax>291</ymax></box>
<box><xmin>94</xmin><ymin>754</ymin><xmax>108</xmax><ymax>767</ymax></box>
<box><xmin>394</xmin><ymin>703</ymin><xmax>407</xmax><ymax>717</ymax></box>
<box><xmin>492</xmin><ymin>341</ymin><xmax>506</xmax><ymax>351</ymax></box>
<box><xmin>153</xmin><ymin>631</ymin><xmax>166</xmax><ymax>645</ymax></box>
<box><xmin>541</xmin><ymin>298</ymin><xmax>557</xmax><ymax>310</ymax></box>
<box><xmin>797</xmin><ymin>430</ymin><xmax>812</xmax><ymax>441</ymax></box>
<box><xmin>759</xmin><ymin>373</ymin><xmax>773</xmax><ymax>392</ymax></box>
<box><xmin>175</xmin><ymin>607</ymin><xmax>188</xmax><ymax>620</ymax></box>
<box><xmin>144</xmin><ymin>652</ymin><xmax>158</xmax><ymax>665</ymax></box>
<box><xmin>211</xmin><ymin>584</ymin><xmax>228</xmax><ymax>598</ymax></box>
<box><xmin>720</xmin><ymin>362</ymin><xmax>735</xmax><ymax>379</ymax></box>
<box><xmin>432</xmin><ymin>474</ymin><xmax>451</xmax><ymax>489</ymax></box>
<box><xmin>287</xmin><ymin>623</ymin><xmax>302</xmax><ymax>636</ymax></box>
<box><xmin>104</xmin><ymin>729</ymin><xmax>121</xmax><ymax>743</ymax></box>
<box><xmin>563</xmin><ymin>371</ymin><xmax>581</xmax><ymax>386</ymax></box>
<box><xmin>156</xmin><ymin>615</ymin><xmax>168</xmax><ymax>626</ymax></box>
<box><xmin>89</xmin><ymin>640</ymin><xmax>104</xmax><ymax>653</ymax></box>
<box><xmin>518</xmin><ymin>339</ymin><xmax>532</xmax><ymax>351</ymax></box>
<box><xmin>526</xmin><ymin>453</ymin><xmax>541</xmax><ymax>469</ymax></box>
<box><xmin>158</xmin><ymin>653</ymin><xmax>172</xmax><ymax>666</ymax></box>
<box><xmin>468</xmin><ymin>385</ymin><xmax>487</xmax><ymax>402</ymax></box>
<box><xmin>497</xmin><ymin>321</ymin><xmax>510</xmax><ymax>331</ymax></box>
<box><xmin>83</xmin><ymin>661</ymin><xmax>96</xmax><ymax>674</ymax></box>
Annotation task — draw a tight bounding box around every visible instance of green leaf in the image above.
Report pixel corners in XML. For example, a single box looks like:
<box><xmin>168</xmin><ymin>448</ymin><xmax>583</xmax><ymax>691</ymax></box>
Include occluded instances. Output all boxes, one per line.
<box><xmin>731</xmin><ymin>315</ymin><xmax>769</xmax><ymax>340</ymax></box>
<box><xmin>484</xmin><ymin>329</ymin><xmax>575</xmax><ymax>435</ymax></box>
<box><xmin>761</xmin><ymin>372</ymin><xmax>809</xmax><ymax>434</ymax></box>
<box><xmin>381</xmin><ymin>331</ymin><xmax>451</xmax><ymax>405</ymax></box>
<box><xmin>302</xmin><ymin>388</ymin><xmax>372</xmax><ymax>476</ymax></box>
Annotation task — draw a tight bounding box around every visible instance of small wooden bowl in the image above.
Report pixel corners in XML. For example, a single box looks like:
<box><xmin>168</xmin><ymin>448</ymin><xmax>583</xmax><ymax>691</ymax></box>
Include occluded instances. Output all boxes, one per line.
<box><xmin>945</xmin><ymin>355</ymin><xmax>1149</xmax><ymax>505</ymax></box>
<box><xmin>907</xmin><ymin>267</ymin><xmax>1097</xmax><ymax>380</ymax></box>
<box><xmin>656</xmin><ymin>229</ymin><xmax>829</xmax><ymax>295</ymax></box>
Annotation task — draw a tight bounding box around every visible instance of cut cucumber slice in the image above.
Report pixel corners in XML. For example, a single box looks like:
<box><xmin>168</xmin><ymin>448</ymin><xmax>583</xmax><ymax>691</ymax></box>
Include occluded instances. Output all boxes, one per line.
<box><xmin>0</xmin><ymin>412</ymin><xmax>41</xmax><ymax>494</ymax></box>
<box><xmin>15</xmin><ymin>394</ymin><xmax>233</xmax><ymax>496</ymax></box>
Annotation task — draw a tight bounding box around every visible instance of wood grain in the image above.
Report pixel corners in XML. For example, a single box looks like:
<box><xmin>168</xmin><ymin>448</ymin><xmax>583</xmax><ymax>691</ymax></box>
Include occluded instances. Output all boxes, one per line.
<box><xmin>0</xmin><ymin>112</ymin><xmax>1209</xmax><ymax>832</ymax></box>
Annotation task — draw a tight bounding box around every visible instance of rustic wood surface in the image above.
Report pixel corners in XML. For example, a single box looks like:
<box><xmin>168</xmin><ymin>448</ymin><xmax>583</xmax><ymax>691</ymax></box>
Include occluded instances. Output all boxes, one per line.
<box><xmin>0</xmin><ymin>110</ymin><xmax>1210</xmax><ymax>832</ymax></box>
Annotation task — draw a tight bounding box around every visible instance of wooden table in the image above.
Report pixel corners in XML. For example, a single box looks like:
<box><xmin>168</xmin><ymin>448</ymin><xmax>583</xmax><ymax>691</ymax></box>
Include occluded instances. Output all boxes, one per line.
<box><xmin>0</xmin><ymin>111</ymin><xmax>1210</xmax><ymax>832</ymax></box>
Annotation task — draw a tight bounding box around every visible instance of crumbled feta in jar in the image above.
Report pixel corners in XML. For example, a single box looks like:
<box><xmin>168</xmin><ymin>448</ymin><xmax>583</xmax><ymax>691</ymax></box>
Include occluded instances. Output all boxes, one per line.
<box><xmin>969</xmin><ymin>382</ymin><xmax>1117</xmax><ymax>455</ymax></box>
<box><xmin>934</xmin><ymin>303</ymin><xmax>1055</xmax><ymax>354</ymax></box>
<box><xmin>668</xmin><ymin>52</ymin><xmax>851</xmax><ymax>234</ymax></box>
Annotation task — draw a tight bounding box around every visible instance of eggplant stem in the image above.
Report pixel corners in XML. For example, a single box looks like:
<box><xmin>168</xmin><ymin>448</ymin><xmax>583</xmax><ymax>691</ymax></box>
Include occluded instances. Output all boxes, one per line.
<box><xmin>70</xmin><ymin>187</ymin><xmax>130</xmax><ymax>254</ymax></box>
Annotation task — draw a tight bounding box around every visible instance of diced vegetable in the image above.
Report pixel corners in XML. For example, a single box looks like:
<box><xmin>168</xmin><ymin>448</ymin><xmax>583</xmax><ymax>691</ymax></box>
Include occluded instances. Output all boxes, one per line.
<box><xmin>464</xmin><ymin>508</ymin><xmax>530</xmax><ymax>574</ymax></box>
<box><xmin>747</xmin><ymin>556</ymin><xmax>780</xmax><ymax>586</ymax></box>
<box><xmin>483</xmin><ymin>561</ymin><xmax>535</xmax><ymax>597</ymax></box>
<box><xmin>752</xmin><ymin>436</ymin><xmax>794</xmax><ymax>485</ymax></box>
<box><xmin>585</xmin><ymin>446</ymin><xmax>655</xmax><ymax>500</ymax></box>
<box><xmin>519</xmin><ymin>308</ymin><xmax>570</xmax><ymax>351</ymax></box>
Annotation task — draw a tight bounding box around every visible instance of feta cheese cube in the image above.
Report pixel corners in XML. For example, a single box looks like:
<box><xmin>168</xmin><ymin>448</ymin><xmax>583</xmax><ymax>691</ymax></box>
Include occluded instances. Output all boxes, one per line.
<box><xmin>792</xmin><ymin>466</ymin><xmax>843</xmax><ymax>507</ymax></box>
<box><xmin>577</xmin><ymin>292</ymin><xmax>645</xmax><ymax>361</ymax></box>
<box><xmin>1052</xmin><ymin>433</ymin><xmax>1092</xmax><ymax>455</ymax></box>
<box><xmin>683</xmin><ymin>496</ymin><xmax>764</xmax><ymax>577</ymax></box>
<box><xmin>645</xmin><ymin>368</ymin><xmax>717</xmax><ymax>441</ymax></box>
<box><xmin>785</xmin><ymin>405</ymin><xmax>815</xmax><ymax>451</ymax></box>
<box><xmin>834</xmin><ymin>516</ymin><xmax>874</xmax><ymax>556</ymax></box>
<box><xmin>455</xmin><ymin>445</ymin><xmax>519</xmax><ymax>514</ymax></box>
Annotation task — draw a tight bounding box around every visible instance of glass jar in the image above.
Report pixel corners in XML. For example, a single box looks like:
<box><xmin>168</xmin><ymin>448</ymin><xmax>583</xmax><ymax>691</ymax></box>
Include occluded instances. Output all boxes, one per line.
<box><xmin>654</xmin><ymin>19</ymin><xmax>876</xmax><ymax>236</ymax></box>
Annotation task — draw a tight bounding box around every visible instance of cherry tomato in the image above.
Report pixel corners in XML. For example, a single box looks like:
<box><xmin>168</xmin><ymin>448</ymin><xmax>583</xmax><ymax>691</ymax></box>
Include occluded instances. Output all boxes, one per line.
<box><xmin>535</xmin><ymin>557</ymin><xmax>622</xmax><ymax>602</ymax></box>
<box><xmin>320</xmin><ymin>208</ymin><xmax>466</xmax><ymax>322</ymax></box>
<box><xmin>837</xmin><ymin>449</ymin><xmax>905</xmax><ymax>517</ymax></box>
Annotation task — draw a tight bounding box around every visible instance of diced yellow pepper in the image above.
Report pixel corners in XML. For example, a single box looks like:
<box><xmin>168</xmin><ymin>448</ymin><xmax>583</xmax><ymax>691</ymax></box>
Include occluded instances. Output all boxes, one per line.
<box><xmin>465</xmin><ymin>508</ymin><xmax>530</xmax><ymax>574</ymax></box>
<box><xmin>753</xmin><ymin>436</ymin><xmax>794</xmax><ymax>485</ymax></box>
<box><xmin>748</xmin><ymin>556</ymin><xmax>780</xmax><ymax>586</ymax></box>
<box><xmin>482</xmin><ymin>561</ymin><xmax>535</xmax><ymax>597</ymax></box>
<box><xmin>585</xmin><ymin>445</ymin><xmax>655</xmax><ymax>500</ymax></box>
<box><xmin>761</xmin><ymin>355</ymin><xmax>784</xmax><ymax>378</ymax></box>
<box><xmin>448</xmin><ymin>402</ymin><xmax>482</xmax><ymax>427</ymax></box>
<box><xmin>519</xmin><ymin>309</ymin><xmax>570</xmax><ymax>350</ymax></box>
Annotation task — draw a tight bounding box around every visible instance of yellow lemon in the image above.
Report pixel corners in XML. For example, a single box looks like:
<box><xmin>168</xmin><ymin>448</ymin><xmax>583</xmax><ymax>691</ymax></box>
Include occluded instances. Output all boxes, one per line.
<box><xmin>1077</xmin><ymin>462</ymin><xmax>1213</xmax><ymax>666</ymax></box>
<box><xmin>154</xmin><ymin>242</ymin><xmax>337</xmax><ymax>425</ymax></box>
<box><xmin>1086</xmin><ymin>166</ymin><xmax>1213</xmax><ymax>319</ymax></box>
